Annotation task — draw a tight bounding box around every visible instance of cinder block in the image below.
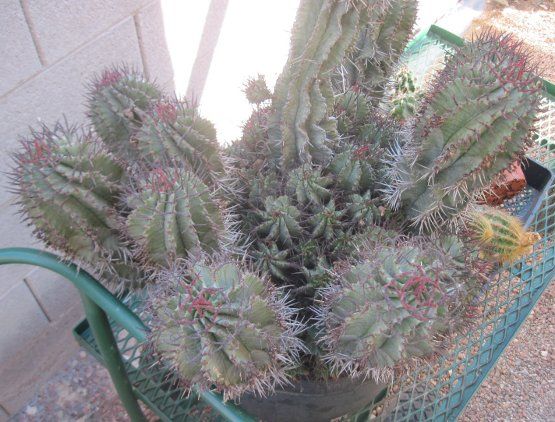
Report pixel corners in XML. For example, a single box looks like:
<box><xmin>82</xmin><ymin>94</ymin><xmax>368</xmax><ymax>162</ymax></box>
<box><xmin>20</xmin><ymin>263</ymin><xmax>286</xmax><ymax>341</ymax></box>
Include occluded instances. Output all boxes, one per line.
<box><xmin>24</xmin><ymin>0</ymin><xmax>153</xmax><ymax>64</ymax></box>
<box><xmin>0</xmin><ymin>282</ymin><xmax>49</xmax><ymax>362</ymax></box>
<box><xmin>0</xmin><ymin>17</ymin><xmax>143</xmax><ymax>166</ymax></box>
<box><xmin>0</xmin><ymin>204</ymin><xmax>42</xmax><ymax>298</ymax></box>
<box><xmin>135</xmin><ymin>1</ymin><xmax>174</xmax><ymax>86</ymax></box>
<box><xmin>0</xmin><ymin>2</ymin><xmax>42</xmax><ymax>97</ymax></box>
<box><xmin>0</xmin><ymin>302</ymin><xmax>82</xmax><ymax>415</ymax></box>
<box><xmin>24</xmin><ymin>267</ymin><xmax>80</xmax><ymax>322</ymax></box>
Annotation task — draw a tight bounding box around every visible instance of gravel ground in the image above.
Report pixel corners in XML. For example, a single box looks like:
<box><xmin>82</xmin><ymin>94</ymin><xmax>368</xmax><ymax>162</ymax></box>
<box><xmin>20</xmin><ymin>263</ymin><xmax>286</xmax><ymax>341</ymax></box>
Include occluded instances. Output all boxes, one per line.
<box><xmin>11</xmin><ymin>351</ymin><xmax>157</xmax><ymax>422</ymax></box>
<box><xmin>460</xmin><ymin>282</ymin><xmax>555</xmax><ymax>421</ymax></box>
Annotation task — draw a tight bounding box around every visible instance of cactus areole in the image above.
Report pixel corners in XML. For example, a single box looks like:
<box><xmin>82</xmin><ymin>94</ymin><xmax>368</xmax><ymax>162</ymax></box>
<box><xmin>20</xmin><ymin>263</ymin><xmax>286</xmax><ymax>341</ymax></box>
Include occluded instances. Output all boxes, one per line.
<box><xmin>10</xmin><ymin>0</ymin><xmax>545</xmax><ymax>416</ymax></box>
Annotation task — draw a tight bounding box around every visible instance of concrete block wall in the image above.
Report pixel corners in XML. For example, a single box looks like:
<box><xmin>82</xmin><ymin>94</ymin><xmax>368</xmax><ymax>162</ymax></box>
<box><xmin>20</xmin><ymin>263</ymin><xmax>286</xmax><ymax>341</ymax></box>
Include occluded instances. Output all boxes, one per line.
<box><xmin>0</xmin><ymin>0</ymin><xmax>173</xmax><ymax>416</ymax></box>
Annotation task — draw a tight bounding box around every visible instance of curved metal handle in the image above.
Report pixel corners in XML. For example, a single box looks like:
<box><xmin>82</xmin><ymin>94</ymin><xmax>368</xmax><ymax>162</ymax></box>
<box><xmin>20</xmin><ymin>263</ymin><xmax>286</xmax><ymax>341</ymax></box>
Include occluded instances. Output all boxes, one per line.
<box><xmin>0</xmin><ymin>247</ymin><xmax>253</xmax><ymax>422</ymax></box>
<box><xmin>0</xmin><ymin>247</ymin><xmax>148</xmax><ymax>341</ymax></box>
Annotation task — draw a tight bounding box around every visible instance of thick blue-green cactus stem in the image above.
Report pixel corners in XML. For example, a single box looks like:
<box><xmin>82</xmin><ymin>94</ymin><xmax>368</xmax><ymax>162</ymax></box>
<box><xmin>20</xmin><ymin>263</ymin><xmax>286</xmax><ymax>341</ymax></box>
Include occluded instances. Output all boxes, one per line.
<box><xmin>87</xmin><ymin>67</ymin><xmax>162</xmax><ymax>162</ymax></box>
<box><xmin>135</xmin><ymin>100</ymin><xmax>224</xmax><ymax>184</ymax></box>
<box><xmin>11</xmin><ymin>124</ymin><xmax>145</xmax><ymax>290</ymax></box>
<box><xmin>315</xmin><ymin>238</ymin><xmax>469</xmax><ymax>379</ymax></box>
<box><xmin>127</xmin><ymin>166</ymin><xmax>226</xmax><ymax>268</ymax></box>
<box><xmin>256</xmin><ymin>196</ymin><xmax>302</xmax><ymax>248</ymax></box>
<box><xmin>341</xmin><ymin>0</ymin><xmax>417</xmax><ymax>101</ymax></box>
<box><xmin>385</xmin><ymin>31</ymin><xmax>542</xmax><ymax>233</ymax></box>
<box><xmin>149</xmin><ymin>260</ymin><xmax>305</xmax><ymax>400</ymax></box>
<box><xmin>270</xmin><ymin>0</ymin><xmax>377</xmax><ymax>169</ymax></box>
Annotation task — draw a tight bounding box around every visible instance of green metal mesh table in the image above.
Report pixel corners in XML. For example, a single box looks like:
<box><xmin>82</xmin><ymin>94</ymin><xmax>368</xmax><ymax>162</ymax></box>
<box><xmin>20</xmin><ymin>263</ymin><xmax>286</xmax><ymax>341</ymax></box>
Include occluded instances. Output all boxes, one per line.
<box><xmin>1</xmin><ymin>25</ymin><xmax>554</xmax><ymax>421</ymax></box>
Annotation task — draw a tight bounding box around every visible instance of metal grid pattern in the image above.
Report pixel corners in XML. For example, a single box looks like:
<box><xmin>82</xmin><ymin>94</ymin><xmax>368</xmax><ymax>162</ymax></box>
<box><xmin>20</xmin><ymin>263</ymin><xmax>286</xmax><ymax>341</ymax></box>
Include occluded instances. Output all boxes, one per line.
<box><xmin>355</xmin><ymin>26</ymin><xmax>555</xmax><ymax>421</ymax></box>
<box><xmin>74</xmin><ymin>297</ymin><xmax>222</xmax><ymax>422</ymax></box>
<box><xmin>73</xmin><ymin>26</ymin><xmax>555</xmax><ymax>422</ymax></box>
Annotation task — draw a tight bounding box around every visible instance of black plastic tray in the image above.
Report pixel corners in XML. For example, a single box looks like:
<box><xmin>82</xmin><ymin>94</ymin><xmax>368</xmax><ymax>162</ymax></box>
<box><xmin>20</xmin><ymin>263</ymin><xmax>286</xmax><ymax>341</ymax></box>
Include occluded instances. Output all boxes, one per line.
<box><xmin>510</xmin><ymin>157</ymin><xmax>554</xmax><ymax>228</ymax></box>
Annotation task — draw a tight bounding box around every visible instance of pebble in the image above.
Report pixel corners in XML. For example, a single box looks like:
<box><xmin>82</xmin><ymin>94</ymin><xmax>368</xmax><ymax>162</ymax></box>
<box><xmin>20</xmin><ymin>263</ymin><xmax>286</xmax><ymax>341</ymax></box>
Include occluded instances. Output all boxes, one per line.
<box><xmin>540</xmin><ymin>350</ymin><xmax>548</xmax><ymax>357</ymax></box>
<box><xmin>25</xmin><ymin>406</ymin><xmax>38</xmax><ymax>416</ymax></box>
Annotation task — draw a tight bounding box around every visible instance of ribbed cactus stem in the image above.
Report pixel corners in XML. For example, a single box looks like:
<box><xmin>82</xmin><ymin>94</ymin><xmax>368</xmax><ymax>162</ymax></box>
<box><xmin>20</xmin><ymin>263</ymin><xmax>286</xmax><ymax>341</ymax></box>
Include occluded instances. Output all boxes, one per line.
<box><xmin>149</xmin><ymin>260</ymin><xmax>305</xmax><ymax>400</ymax></box>
<box><xmin>314</xmin><ymin>239</ymin><xmax>468</xmax><ymax>379</ymax></box>
<box><xmin>385</xmin><ymin>31</ymin><xmax>542</xmax><ymax>233</ymax></box>
<box><xmin>340</xmin><ymin>0</ymin><xmax>417</xmax><ymax>101</ymax></box>
<box><xmin>135</xmin><ymin>99</ymin><xmax>224</xmax><ymax>183</ymax></box>
<box><xmin>87</xmin><ymin>67</ymin><xmax>162</xmax><ymax>161</ymax></box>
<box><xmin>11</xmin><ymin>124</ymin><xmax>145</xmax><ymax>290</ymax></box>
<box><xmin>467</xmin><ymin>206</ymin><xmax>541</xmax><ymax>263</ymax></box>
<box><xmin>127</xmin><ymin>166</ymin><xmax>225</xmax><ymax>268</ymax></box>
<box><xmin>271</xmin><ymin>0</ymin><xmax>377</xmax><ymax>168</ymax></box>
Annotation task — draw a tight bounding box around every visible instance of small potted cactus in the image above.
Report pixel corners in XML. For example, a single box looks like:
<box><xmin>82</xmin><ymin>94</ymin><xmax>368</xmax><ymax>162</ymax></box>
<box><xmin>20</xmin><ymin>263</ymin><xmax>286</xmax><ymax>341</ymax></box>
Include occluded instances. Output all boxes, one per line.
<box><xmin>10</xmin><ymin>0</ymin><xmax>546</xmax><ymax>420</ymax></box>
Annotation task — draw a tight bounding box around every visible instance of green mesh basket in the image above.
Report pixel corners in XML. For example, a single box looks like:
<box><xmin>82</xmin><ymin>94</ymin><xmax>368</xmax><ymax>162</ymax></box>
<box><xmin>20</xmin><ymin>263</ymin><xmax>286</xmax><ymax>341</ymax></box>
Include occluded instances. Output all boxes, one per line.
<box><xmin>72</xmin><ymin>25</ymin><xmax>555</xmax><ymax>421</ymax></box>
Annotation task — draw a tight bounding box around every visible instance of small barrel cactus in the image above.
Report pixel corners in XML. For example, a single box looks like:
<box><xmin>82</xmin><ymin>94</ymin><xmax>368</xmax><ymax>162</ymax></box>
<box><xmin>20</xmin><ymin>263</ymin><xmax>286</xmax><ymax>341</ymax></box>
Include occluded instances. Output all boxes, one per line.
<box><xmin>149</xmin><ymin>259</ymin><xmax>305</xmax><ymax>400</ymax></box>
<box><xmin>87</xmin><ymin>67</ymin><xmax>162</xmax><ymax>162</ymax></box>
<box><xmin>385</xmin><ymin>31</ymin><xmax>542</xmax><ymax>233</ymax></box>
<box><xmin>11</xmin><ymin>124</ymin><xmax>144</xmax><ymax>290</ymax></box>
<box><xmin>243</xmin><ymin>74</ymin><xmax>272</xmax><ymax>106</ymax></box>
<box><xmin>127</xmin><ymin>166</ymin><xmax>226</xmax><ymax>268</ymax></box>
<box><xmin>390</xmin><ymin>68</ymin><xmax>421</xmax><ymax>121</ymax></box>
<box><xmin>314</xmin><ymin>239</ymin><xmax>468</xmax><ymax>380</ymax></box>
<box><xmin>466</xmin><ymin>206</ymin><xmax>541</xmax><ymax>263</ymax></box>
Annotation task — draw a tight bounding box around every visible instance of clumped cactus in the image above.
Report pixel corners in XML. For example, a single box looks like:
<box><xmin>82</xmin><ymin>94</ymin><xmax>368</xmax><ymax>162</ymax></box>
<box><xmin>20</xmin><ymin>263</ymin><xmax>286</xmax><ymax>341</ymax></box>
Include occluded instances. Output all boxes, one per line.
<box><xmin>314</xmin><ymin>238</ymin><xmax>468</xmax><ymax>379</ymax></box>
<box><xmin>9</xmin><ymin>0</ymin><xmax>545</xmax><ymax>402</ymax></box>
<box><xmin>11</xmin><ymin>124</ymin><xmax>145</xmax><ymax>290</ymax></box>
<box><xmin>88</xmin><ymin>67</ymin><xmax>162</xmax><ymax>161</ymax></box>
<box><xmin>127</xmin><ymin>166</ymin><xmax>226</xmax><ymax>268</ymax></box>
<box><xmin>149</xmin><ymin>259</ymin><xmax>305</xmax><ymax>400</ymax></box>
<box><xmin>385</xmin><ymin>31</ymin><xmax>542</xmax><ymax>233</ymax></box>
<box><xmin>466</xmin><ymin>206</ymin><xmax>541</xmax><ymax>263</ymax></box>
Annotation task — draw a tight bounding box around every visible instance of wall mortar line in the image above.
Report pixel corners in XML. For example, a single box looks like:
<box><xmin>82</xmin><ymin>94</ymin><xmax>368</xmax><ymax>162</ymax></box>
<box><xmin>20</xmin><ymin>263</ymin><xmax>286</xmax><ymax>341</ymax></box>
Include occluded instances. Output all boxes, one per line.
<box><xmin>23</xmin><ymin>277</ymin><xmax>52</xmax><ymax>323</ymax></box>
<box><xmin>0</xmin><ymin>16</ymin><xmax>136</xmax><ymax>102</ymax></box>
<box><xmin>19</xmin><ymin>0</ymin><xmax>47</xmax><ymax>66</ymax></box>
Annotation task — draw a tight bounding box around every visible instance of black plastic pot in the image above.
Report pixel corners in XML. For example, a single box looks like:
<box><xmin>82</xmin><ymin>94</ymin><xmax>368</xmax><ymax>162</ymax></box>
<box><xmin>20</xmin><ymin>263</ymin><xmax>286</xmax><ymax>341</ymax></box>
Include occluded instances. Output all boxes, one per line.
<box><xmin>238</xmin><ymin>377</ymin><xmax>387</xmax><ymax>422</ymax></box>
<box><xmin>518</xmin><ymin>157</ymin><xmax>554</xmax><ymax>228</ymax></box>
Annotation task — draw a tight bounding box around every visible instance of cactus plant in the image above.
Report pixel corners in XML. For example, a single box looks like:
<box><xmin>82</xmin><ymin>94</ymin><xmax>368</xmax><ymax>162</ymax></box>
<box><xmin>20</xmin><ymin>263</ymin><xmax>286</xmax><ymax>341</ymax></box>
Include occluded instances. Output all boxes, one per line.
<box><xmin>127</xmin><ymin>166</ymin><xmax>227</xmax><ymax>268</ymax></box>
<box><xmin>338</xmin><ymin>0</ymin><xmax>418</xmax><ymax>101</ymax></box>
<box><xmin>314</xmin><ymin>238</ymin><xmax>469</xmax><ymax>379</ymax></box>
<box><xmin>149</xmin><ymin>259</ymin><xmax>305</xmax><ymax>400</ymax></box>
<box><xmin>87</xmin><ymin>67</ymin><xmax>162</xmax><ymax>161</ymax></box>
<box><xmin>466</xmin><ymin>206</ymin><xmax>541</xmax><ymax>264</ymax></box>
<box><xmin>389</xmin><ymin>68</ymin><xmax>421</xmax><ymax>121</ymax></box>
<box><xmin>384</xmin><ymin>31</ymin><xmax>542</xmax><ymax>233</ymax></box>
<box><xmin>11</xmin><ymin>124</ymin><xmax>145</xmax><ymax>290</ymax></box>
<box><xmin>134</xmin><ymin>99</ymin><xmax>225</xmax><ymax>183</ymax></box>
<box><xmin>243</xmin><ymin>74</ymin><xmax>272</xmax><ymax>106</ymax></box>
<box><xmin>9</xmin><ymin>0</ymin><xmax>545</xmax><ymax>403</ymax></box>
<box><xmin>269</xmin><ymin>0</ymin><xmax>380</xmax><ymax>168</ymax></box>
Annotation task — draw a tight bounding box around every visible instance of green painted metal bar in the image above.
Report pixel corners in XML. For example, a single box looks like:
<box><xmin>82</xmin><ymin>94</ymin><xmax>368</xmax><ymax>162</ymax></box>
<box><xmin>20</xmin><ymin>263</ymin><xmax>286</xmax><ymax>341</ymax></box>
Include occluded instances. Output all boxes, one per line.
<box><xmin>80</xmin><ymin>293</ymin><xmax>147</xmax><ymax>421</ymax></box>
<box><xmin>0</xmin><ymin>247</ymin><xmax>147</xmax><ymax>340</ymax></box>
<box><xmin>0</xmin><ymin>247</ymin><xmax>253</xmax><ymax>421</ymax></box>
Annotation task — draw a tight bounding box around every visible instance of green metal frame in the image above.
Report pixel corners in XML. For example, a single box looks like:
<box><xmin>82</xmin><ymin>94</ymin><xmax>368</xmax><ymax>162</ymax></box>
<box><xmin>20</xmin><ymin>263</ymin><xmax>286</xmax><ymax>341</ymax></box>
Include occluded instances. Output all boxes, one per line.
<box><xmin>2</xmin><ymin>25</ymin><xmax>555</xmax><ymax>422</ymax></box>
